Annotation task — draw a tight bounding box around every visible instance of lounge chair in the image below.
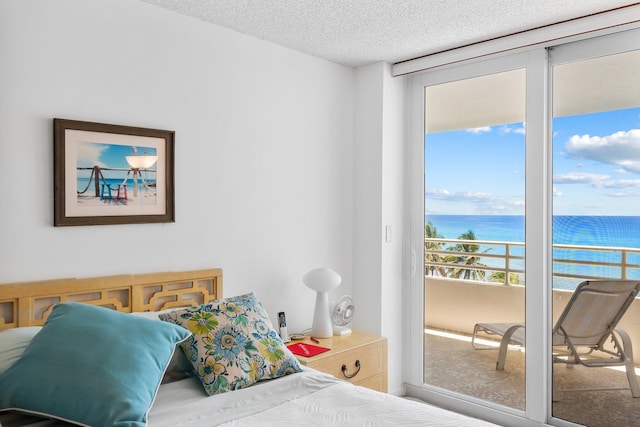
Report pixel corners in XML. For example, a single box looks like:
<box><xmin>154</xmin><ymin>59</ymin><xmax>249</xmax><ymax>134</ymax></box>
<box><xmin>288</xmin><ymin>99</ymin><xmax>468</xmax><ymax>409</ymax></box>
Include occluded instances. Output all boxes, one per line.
<box><xmin>471</xmin><ymin>280</ymin><xmax>640</xmax><ymax>397</ymax></box>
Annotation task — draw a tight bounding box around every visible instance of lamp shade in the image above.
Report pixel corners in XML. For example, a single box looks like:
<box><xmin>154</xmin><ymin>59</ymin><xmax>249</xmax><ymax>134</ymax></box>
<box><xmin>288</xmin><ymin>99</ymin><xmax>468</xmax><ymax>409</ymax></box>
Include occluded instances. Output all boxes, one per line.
<box><xmin>303</xmin><ymin>267</ymin><xmax>341</xmax><ymax>338</ymax></box>
<box><xmin>125</xmin><ymin>155</ymin><xmax>158</xmax><ymax>169</ymax></box>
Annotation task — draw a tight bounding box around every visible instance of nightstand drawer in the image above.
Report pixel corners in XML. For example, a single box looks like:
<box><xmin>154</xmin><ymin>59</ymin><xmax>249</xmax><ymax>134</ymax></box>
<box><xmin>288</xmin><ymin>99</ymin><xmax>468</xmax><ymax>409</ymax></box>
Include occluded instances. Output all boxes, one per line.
<box><xmin>293</xmin><ymin>331</ymin><xmax>388</xmax><ymax>392</ymax></box>
<box><xmin>307</xmin><ymin>341</ymin><xmax>384</xmax><ymax>385</ymax></box>
<box><xmin>355</xmin><ymin>373</ymin><xmax>385</xmax><ymax>391</ymax></box>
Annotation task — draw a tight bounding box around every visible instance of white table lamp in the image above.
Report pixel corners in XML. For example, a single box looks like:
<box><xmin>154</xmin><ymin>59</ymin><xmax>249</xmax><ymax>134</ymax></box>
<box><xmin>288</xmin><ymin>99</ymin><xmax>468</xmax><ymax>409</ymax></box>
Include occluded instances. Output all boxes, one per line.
<box><xmin>303</xmin><ymin>267</ymin><xmax>342</xmax><ymax>338</ymax></box>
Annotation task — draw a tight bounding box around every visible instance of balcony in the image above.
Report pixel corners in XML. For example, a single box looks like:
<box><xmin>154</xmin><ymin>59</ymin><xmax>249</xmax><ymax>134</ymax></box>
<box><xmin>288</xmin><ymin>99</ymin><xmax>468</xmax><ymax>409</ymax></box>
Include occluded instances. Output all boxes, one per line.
<box><xmin>424</xmin><ymin>237</ymin><xmax>640</xmax><ymax>348</ymax></box>
<box><xmin>424</xmin><ymin>238</ymin><xmax>640</xmax><ymax>425</ymax></box>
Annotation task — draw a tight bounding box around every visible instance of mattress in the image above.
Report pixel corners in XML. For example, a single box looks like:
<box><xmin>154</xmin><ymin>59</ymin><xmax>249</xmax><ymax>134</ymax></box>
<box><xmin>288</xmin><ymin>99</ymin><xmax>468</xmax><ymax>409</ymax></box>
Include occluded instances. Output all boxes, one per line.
<box><xmin>0</xmin><ymin>369</ymin><xmax>497</xmax><ymax>426</ymax></box>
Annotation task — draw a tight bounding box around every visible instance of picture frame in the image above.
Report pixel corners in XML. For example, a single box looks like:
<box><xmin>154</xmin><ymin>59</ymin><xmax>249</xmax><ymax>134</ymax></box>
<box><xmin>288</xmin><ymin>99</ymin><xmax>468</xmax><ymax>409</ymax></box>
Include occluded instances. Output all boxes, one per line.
<box><xmin>53</xmin><ymin>119</ymin><xmax>175</xmax><ymax>226</ymax></box>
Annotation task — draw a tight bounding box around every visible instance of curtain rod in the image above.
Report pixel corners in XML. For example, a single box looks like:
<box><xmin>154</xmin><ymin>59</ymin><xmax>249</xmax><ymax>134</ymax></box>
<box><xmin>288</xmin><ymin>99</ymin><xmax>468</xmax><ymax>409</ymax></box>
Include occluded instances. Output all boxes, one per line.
<box><xmin>392</xmin><ymin>4</ymin><xmax>640</xmax><ymax>77</ymax></box>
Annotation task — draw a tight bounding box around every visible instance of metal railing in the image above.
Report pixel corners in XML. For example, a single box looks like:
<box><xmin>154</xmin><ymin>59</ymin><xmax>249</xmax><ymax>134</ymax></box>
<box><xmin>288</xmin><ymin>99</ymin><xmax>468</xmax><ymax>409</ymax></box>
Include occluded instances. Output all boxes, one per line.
<box><xmin>425</xmin><ymin>237</ymin><xmax>640</xmax><ymax>287</ymax></box>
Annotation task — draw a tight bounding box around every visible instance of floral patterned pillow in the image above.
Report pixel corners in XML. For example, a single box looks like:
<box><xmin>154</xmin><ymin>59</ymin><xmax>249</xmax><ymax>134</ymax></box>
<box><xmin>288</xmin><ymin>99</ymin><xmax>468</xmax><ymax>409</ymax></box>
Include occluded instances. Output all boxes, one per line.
<box><xmin>159</xmin><ymin>293</ymin><xmax>301</xmax><ymax>395</ymax></box>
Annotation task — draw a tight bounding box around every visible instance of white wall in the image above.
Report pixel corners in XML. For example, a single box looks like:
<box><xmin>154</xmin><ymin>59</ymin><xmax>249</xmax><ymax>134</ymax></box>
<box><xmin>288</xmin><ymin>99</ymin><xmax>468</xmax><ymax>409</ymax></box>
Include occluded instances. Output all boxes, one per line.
<box><xmin>353</xmin><ymin>64</ymin><xmax>383</xmax><ymax>336</ymax></box>
<box><xmin>0</xmin><ymin>0</ymin><xmax>354</xmax><ymax>335</ymax></box>
<box><xmin>380</xmin><ymin>63</ymin><xmax>405</xmax><ymax>396</ymax></box>
<box><xmin>353</xmin><ymin>62</ymin><xmax>404</xmax><ymax>394</ymax></box>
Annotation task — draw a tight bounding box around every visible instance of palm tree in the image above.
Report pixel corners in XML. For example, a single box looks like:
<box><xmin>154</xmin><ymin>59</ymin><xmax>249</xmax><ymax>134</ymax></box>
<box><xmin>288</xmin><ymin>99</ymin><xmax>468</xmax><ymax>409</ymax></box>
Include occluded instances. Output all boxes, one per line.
<box><xmin>424</xmin><ymin>221</ymin><xmax>447</xmax><ymax>276</ymax></box>
<box><xmin>489</xmin><ymin>271</ymin><xmax>521</xmax><ymax>285</ymax></box>
<box><xmin>445</xmin><ymin>230</ymin><xmax>491</xmax><ymax>281</ymax></box>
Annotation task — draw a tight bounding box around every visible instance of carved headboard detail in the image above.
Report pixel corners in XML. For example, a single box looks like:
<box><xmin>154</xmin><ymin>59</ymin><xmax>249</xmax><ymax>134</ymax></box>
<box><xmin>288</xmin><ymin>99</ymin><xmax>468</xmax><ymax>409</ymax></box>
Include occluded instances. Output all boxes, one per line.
<box><xmin>0</xmin><ymin>268</ymin><xmax>223</xmax><ymax>330</ymax></box>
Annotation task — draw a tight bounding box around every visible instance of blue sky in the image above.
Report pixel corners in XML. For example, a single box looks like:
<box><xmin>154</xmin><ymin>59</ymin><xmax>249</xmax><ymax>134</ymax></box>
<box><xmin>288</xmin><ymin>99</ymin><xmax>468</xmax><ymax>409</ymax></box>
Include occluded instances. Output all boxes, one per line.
<box><xmin>76</xmin><ymin>142</ymin><xmax>157</xmax><ymax>178</ymax></box>
<box><xmin>425</xmin><ymin>107</ymin><xmax>640</xmax><ymax>216</ymax></box>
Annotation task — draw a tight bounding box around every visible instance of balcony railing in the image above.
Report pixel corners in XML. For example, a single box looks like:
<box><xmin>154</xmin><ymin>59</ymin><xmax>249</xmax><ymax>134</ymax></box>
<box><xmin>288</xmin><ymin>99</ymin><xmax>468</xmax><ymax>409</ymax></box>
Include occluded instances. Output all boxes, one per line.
<box><xmin>425</xmin><ymin>237</ymin><xmax>640</xmax><ymax>287</ymax></box>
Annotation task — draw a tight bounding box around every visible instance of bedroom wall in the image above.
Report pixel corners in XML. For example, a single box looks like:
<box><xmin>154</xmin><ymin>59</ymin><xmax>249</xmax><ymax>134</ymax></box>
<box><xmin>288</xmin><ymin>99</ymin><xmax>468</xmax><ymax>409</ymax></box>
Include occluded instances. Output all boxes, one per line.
<box><xmin>353</xmin><ymin>62</ymin><xmax>404</xmax><ymax>394</ymax></box>
<box><xmin>0</xmin><ymin>0</ymin><xmax>354</xmax><ymax>337</ymax></box>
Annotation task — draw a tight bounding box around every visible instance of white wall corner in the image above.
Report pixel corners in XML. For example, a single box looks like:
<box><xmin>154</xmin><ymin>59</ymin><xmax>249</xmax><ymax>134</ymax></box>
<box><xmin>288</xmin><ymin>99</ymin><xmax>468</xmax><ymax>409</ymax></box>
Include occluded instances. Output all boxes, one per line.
<box><xmin>353</xmin><ymin>61</ymin><xmax>405</xmax><ymax>393</ymax></box>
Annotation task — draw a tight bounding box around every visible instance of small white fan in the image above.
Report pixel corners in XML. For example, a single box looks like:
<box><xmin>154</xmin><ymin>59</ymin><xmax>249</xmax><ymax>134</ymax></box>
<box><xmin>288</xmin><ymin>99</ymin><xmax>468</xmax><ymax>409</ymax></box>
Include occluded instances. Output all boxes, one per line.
<box><xmin>331</xmin><ymin>295</ymin><xmax>355</xmax><ymax>336</ymax></box>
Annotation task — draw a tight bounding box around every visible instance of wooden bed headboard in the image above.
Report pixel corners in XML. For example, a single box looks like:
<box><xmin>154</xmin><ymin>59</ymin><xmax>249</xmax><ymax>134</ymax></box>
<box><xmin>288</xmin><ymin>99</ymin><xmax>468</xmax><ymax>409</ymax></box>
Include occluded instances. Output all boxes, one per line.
<box><xmin>0</xmin><ymin>268</ymin><xmax>223</xmax><ymax>330</ymax></box>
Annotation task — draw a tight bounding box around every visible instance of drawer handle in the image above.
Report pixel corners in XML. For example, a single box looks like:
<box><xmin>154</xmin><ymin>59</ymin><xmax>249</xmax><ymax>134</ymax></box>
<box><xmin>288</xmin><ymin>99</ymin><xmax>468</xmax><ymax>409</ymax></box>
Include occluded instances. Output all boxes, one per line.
<box><xmin>341</xmin><ymin>360</ymin><xmax>361</xmax><ymax>379</ymax></box>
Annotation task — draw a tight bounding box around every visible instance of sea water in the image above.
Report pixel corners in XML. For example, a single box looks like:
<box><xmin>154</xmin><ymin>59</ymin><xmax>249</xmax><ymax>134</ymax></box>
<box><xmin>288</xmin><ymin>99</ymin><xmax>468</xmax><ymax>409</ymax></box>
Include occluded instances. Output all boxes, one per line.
<box><xmin>77</xmin><ymin>177</ymin><xmax>156</xmax><ymax>195</ymax></box>
<box><xmin>425</xmin><ymin>215</ymin><xmax>640</xmax><ymax>288</ymax></box>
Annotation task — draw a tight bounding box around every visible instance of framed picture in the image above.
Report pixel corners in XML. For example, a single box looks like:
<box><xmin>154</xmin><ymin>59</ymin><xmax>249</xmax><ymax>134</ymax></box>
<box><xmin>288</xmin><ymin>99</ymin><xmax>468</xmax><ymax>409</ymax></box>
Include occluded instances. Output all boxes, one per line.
<box><xmin>53</xmin><ymin>119</ymin><xmax>175</xmax><ymax>226</ymax></box>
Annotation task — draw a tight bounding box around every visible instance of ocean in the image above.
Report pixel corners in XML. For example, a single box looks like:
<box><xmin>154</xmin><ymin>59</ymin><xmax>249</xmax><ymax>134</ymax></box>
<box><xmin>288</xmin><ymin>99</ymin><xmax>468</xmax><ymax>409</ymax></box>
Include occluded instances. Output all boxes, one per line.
<box><xmin>77</xmin><ymin>177</ymin><xmax>156</xmax><ymax>195</ymax></box>
<box><xmin>426</xmin><ymin>215</ymin><xmax>640</xmax><ymax>247</ymax></box>
<box><xmin>425</xmin><ymin>215</ymin><xmax>640</xmax><ymax>288</ymax></box>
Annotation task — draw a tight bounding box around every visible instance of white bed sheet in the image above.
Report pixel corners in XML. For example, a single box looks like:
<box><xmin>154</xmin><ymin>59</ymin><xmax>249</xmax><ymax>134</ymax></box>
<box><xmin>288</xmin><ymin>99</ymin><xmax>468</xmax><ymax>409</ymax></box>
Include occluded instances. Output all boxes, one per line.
<box><xmin>149</xmin><ymin>368</ymin><xmax>497</xmax><ymax>427</ymax></box>
<box><xmin>148</xmin><ymin>368</ymin><xmax>338</xmax><ymax>426</ymax></box>
<box><xmin>1</xmin><ymin>368</ymin><xmax>498</xmax><ymax>427</ymax></box>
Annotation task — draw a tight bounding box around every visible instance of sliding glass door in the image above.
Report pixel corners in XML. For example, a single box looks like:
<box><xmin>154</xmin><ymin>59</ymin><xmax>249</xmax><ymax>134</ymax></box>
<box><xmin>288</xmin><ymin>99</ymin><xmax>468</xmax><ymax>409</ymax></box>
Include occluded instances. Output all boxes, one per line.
<box><xmin>550</xmin><ymin>32</ymin><xmax>640</xmax><ymax>427</ymax></box>
<box><xmin>417</xmin><ymin>55</ymin><xmax>528</xmax><ymax>410</ymax></box>
<box><xmin>408</xmin><ymin>26</ymin><xmax>640</xmax><ymax>427</ymax></box>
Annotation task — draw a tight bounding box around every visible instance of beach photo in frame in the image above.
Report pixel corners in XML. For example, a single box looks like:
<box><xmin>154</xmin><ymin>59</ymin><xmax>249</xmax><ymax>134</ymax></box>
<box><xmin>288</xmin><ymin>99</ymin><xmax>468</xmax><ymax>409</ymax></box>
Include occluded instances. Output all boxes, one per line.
<box><xmin>53</xmin><ymin>119</ymin><xmax>175</xmax><ymax>226</ymax></box>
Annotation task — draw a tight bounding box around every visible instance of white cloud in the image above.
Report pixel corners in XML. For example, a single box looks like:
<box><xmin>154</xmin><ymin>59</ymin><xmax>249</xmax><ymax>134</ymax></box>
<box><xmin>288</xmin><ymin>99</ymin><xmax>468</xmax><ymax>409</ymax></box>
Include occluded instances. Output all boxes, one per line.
<box><xmin>427</xmin><ymin>189</ymin><xmax>493</xmax><ymax>202</ymax></box>
<box><xmin>553</xmin><ymin>172</ymin><xmax>610</xmax><ymax>185</ymax></box>
<box><xmin>466</xmin><ymin>126</ymin><xmax>491</xmax><ymax>134</ymax></box>
<box><xmin>498</xmin><ymin>123</ymin><xmax>525</xmax><ymax>135</ymax></box>
<box><xmin>427</xmin><ymin>189</ymin><xmax>451</xmax><ymax>198</ymax></box>
<box><xmin>553</xmin><ymin>186</ymin><xmax>563</xmax><ymax>197</ymax></box>
<box><xmin>426</xmin><ymin>189</ymin><xmax>523</xmax><ymax>214</ymax></box>
<box><xmin>553</xmin><ymin>172</ymin><xmax>640</xmax><ymax>189</ymax></box>
<box><xmin>76</xmin><ymin>142</ymin><xmax>108</xmax><ymax>168</ymax></box>
<box><xmin>606</xmin><ymin>190</ymin><xmax>638</xmax><ymax>198</ymax></box>
<box><xmin>565</xmin><ymin>129</ymin><xmax>640</xmax><ymax>173</ymax></box>
<box><xmin>601</xmin><ymin>179</ymin><xmax>640</xmax><ymax>189</ymax></box>
<box><xmin>465</xmin><ymin>123</ymin><xmax>525</xmax><ymax>136</ymax></box>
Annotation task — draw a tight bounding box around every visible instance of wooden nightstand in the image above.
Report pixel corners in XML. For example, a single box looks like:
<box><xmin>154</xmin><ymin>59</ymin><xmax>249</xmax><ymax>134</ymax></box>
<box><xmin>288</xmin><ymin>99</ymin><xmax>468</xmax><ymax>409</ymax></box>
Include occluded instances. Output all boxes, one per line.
<box><xmin>292</xmin><ymin>330</ymin><xmax>388</xmax><ymax>392</ymax></box>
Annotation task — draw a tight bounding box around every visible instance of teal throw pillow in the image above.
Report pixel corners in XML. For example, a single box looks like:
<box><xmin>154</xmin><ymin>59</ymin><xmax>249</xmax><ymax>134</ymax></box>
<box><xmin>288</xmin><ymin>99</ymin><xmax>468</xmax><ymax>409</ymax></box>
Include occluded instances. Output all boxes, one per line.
<box><xmin>0</xmin><ymin>302</ymin><xmax>191</xmax><ymax>427</ymax></box>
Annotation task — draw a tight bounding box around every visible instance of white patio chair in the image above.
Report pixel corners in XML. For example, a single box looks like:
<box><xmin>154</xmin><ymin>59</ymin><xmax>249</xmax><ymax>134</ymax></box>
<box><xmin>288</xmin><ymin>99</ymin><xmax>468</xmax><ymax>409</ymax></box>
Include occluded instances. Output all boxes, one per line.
<box><xmin>471</xmin><ymin>280</ymin><xmax>640</xmax><ymax>398</ymax></box>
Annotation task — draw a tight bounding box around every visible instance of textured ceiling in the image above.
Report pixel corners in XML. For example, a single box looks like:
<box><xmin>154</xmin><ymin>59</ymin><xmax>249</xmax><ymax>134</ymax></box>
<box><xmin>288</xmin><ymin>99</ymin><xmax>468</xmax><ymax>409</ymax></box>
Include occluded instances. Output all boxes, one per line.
<box><xmin>140</xmin><ymin>0</ymin><xmax>638</xmax><ymax>67</ymax></box>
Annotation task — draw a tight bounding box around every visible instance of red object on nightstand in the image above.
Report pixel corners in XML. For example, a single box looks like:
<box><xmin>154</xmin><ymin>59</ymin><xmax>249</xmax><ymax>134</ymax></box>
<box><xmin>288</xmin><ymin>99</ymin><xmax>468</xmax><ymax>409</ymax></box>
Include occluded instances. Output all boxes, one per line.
<box><xmin>287</xmin><ymin>342</ymin><xmax>330</xmax><ymax>357</ymax></box>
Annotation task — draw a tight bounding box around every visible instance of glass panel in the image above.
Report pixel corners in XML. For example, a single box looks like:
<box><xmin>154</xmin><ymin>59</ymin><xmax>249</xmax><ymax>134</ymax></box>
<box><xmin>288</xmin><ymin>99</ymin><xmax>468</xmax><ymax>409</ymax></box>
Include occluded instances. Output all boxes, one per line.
<box><xmin>551</xmin><ymin>49</ymin><xmax>640</xmax><ymax>426</ymax></box>
<box><xmin>423</xmin><ymin>68</ymin><xmax>526</xmax><ymax>409</ymax></box>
